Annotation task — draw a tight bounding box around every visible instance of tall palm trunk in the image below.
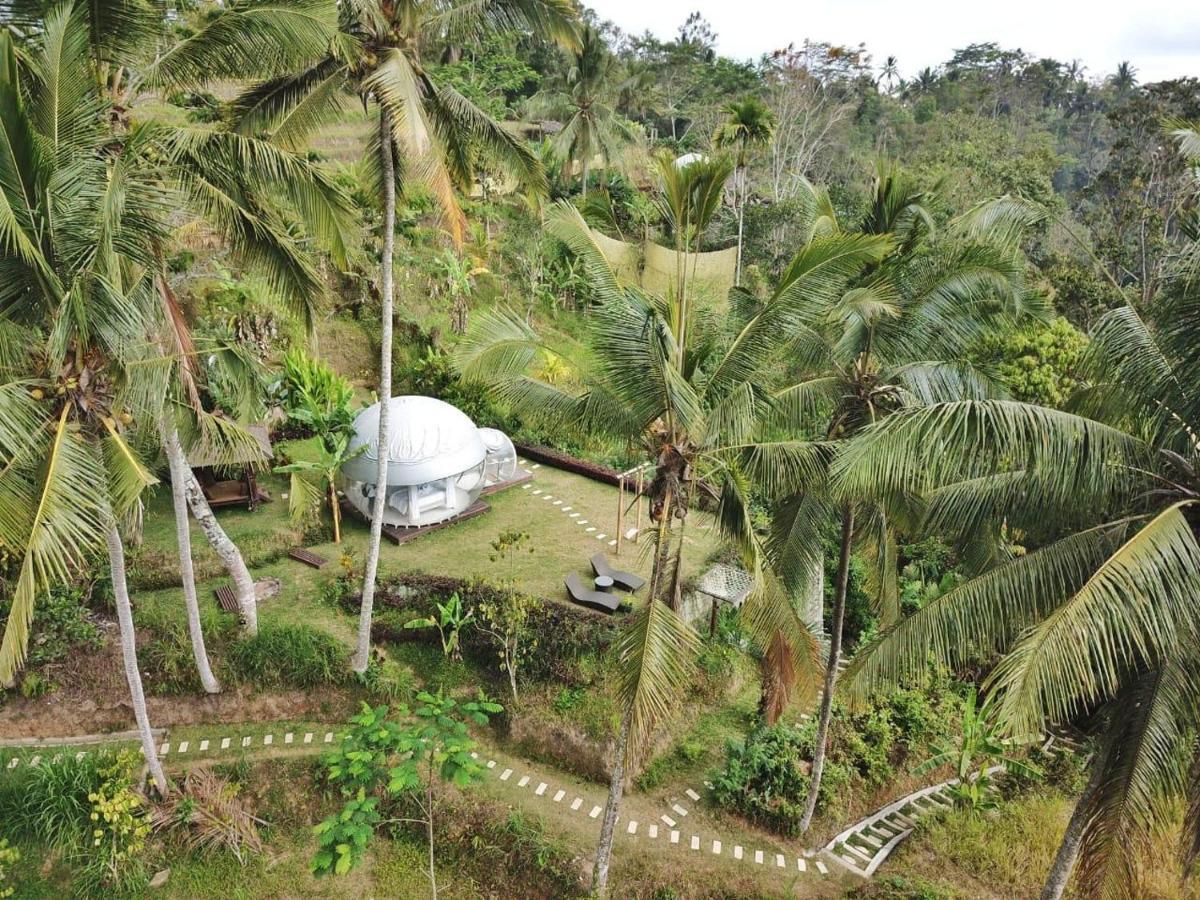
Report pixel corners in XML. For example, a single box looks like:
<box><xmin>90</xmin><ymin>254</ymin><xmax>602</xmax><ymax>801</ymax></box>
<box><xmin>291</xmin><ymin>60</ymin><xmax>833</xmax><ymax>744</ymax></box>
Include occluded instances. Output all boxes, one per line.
<box><xmin>592</xmin><ymin>496</ymin><xmax>674</xmax><ymax>895</ymax></box>
<box><xmin>1041</xmin><ymin>732</ymin><xmax>1110</xmax><ymax>900</ymax></box>
<box><xmin>799</xmin><ymin>505</ymin><xmax>854</xmax><ymax>833</ymax></box>
<box><xmin>105</xmin><ymin>524</ymin><xmax>168</xmax><ymax>795</ymax></box>
<box><xmin>592</xmin><ymin>711</ymin><xmax>631</xmax><ymax>897</ymax></box>
<box><xmin>163</xmin><ymin>427</ymin><xmax>220</xmax><ymax>694</ymax></box>
<box><xmin>581</xmin><ymin>154</ymin><xmax>589</xmax><ymax>198</ymax></box>
<box><xmin>183</xmin><ymin>471</ymin><xmax>257</xmax><ymax>635</ymax></box>
<box><xmin>734</xmin><ymin>163</ymin><xmax>746</xmax><ymax>286</ymax></box>
<box><xmin>353</xmin><ymin>106</ymin><xmax>396</xmax><ymax>674</ymax></box>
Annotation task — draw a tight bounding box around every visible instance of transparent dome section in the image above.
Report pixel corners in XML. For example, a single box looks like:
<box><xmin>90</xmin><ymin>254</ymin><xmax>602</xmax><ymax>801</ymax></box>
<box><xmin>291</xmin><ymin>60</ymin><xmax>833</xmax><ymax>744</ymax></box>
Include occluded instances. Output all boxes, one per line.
<box><xmin>478</xmin><ymin>428</ymin><xmax>518</xmax><ymax>486</ymax></box>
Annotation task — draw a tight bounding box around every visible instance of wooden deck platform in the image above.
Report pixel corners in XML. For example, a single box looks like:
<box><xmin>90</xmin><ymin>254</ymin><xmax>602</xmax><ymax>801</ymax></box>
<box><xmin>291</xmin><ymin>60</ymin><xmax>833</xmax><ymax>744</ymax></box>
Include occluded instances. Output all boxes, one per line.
<box><xmin>481</xmin><ymin>470</ymin><xmax>533</xmax><ymax>496</ymax></box>
<box><xmin>381</xmin><ymin>500</ymin><xmax>491</xmax><ymax>545</ymax></box>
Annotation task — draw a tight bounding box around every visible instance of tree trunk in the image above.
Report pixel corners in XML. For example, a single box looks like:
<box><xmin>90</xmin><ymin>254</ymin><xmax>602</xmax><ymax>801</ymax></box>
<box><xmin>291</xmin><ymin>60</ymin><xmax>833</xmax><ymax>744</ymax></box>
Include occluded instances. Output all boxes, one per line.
<box><xmin>592</xmin><ymin>711</ymin><xmax>631</xmax><ymax>897</ymax></box>
<box><xmin>105</xmin><ymin>524</ymin><xmax>168</xmax><ymax>795</ymax></box>
<box><xmin>581</xmin><ymin>155</ymin><xmax>589</xmax><ymax>198</ymax></box>
<box><xmin>735</xmin><ymin>163</ymin><xmax>746</xmax><ymax>286</ymax></box>
<box><xmin>1041</xmin><ymin>735</ymin><xmax>1109</xmax><ymax>900</ymax></box>
<box><xmin>427</xmin><ymin>777</ymin><xmax>438</xmax><ymax>900</ymax></box>
<box><xmin>183</xmin><ymin>470</ymin><xmax>257</xmax><ymax>635</ymax></box>
<box><xmin>353</xmin><ymin>105</ymin><xmax>397</xmax><ymax>674</ymax></box>
<box><xmin>329</xmin><ymin>480</ymin><xmax>342</xmax><ymax>544</ymax></box>
<box><xmin>799</xmin><ymin>505</ymin><xmax>854</xmax><ymax>833</ymax></box>
<box><xmin>163</xmin><ymin>427</ymin><xmax>220</xmax><ymax>694</ymax></box>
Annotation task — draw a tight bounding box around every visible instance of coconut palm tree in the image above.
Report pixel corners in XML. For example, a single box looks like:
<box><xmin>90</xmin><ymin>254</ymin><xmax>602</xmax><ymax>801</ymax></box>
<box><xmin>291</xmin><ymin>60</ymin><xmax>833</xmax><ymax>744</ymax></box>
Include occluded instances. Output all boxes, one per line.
<box><xmin>761</xmin><ymin>165</ymin><xmax>1047</xmax><ymax>833</ymax></box>
<box><xmin>1110</xmin><ymin>60</ymin><xmax>1138</xmax><ymax>96</ymax></box>
<box><xmin>713</xmin><ymin>97</ymin><xmax>774</xmax><ymax>286</ymax></box>
<box><xmin>529</xmin><ymin>24</ymin><xmax>633</xmax><ymax>198</ymax></box>
<box><xmin>458</xmin><ymin>169</ymin><xmax>894</xmax><ymax>890</ymax></box>
<box><xmin>878</xmin><ymin>55</ymin><xmax>900</xmax><ymax>93</ymax></box>
<box><xmin>0</xmin><ymin>11</ymin><xmax>173</xmax><ymax>788</ymax></box>
<box><xmin>0</xmin><ymin>1</ymin><xmax>355</xmax><ymax>705</ymax></box>
<box><xmin>221</xmin><ymin>0</ymin><xmax>578</xmax><ymax>674</ymax></box>
<box><xmin>834</xmin><ymin>129</ymin><xmax>1200</xmax><ymax>898</ymax></box>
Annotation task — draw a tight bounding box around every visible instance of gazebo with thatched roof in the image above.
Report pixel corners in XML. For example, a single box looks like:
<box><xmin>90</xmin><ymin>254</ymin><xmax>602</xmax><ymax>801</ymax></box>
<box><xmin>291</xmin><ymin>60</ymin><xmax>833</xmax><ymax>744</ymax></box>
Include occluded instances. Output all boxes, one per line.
<box><xmin>186</xmin><ymin>424</ymin><xmax>273</xmax><ymax>511</ymax></box>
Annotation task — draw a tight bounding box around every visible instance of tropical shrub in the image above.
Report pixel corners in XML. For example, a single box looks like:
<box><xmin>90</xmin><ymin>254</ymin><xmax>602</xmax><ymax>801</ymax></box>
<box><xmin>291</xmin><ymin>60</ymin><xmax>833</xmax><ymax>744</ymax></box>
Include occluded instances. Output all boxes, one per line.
<box><xmin>313</xmin><ymin>696</ymin><xmax>501</xmax><ymax>879</ymax></box>
<box><xmin>271</xmin><ymin>349</ymin><xmax>356</xmax><ymax>440</ymax></box>
<box><xmin>360</xmin><ymin>658</ymin><xmax>416</xmax><ymax>703</ymax></box>
<box><xmin>150</xmin><ymin>768</ymin><xmax>266</xmax><ymax>863</ymax></box>
<box><xmin>712</xmin><ymin>680</ymin><xmax>965</xmax><ymax>832</ymax></box>
<box><xmin>0</xmin><ymin>839</ymin><xmax>17</xmax><ymax>899</ymax></box>
<box><xmin>0</xmin><ymin>752</ymin><xmax>108</xmax><ymax>850</ymax></box>
<box><xmin>80</xmin><ymin>752</ymin><xmax>152</xmax><ymax>894</ymax></box>
<box><xmin>399</xmin><ymin>345</ymin><xmax>512</xmax><ymax>430</ymax></box>
<box><xmin>18</xmin><ymin>585</ymin><xmax>102</xmax><ymax>668</ymax></box>
<box><xmin>968</xmin><ymin>316</ymin><xmax>1086</xmax><ymax>408</ymax></box>
<box><xmin>227</xmin><ymin>625</ymin><xmax>347</xmax><ymax>688</ymax></box>
<box><xmin>711</xmin><ymin>723</ymin><xmax>821</xmax><ymax>835</ymax></box>
<box><xmin>404</xmin><ymin>592</ymin><xmax>475</xmax><ymax>660</ymax></box>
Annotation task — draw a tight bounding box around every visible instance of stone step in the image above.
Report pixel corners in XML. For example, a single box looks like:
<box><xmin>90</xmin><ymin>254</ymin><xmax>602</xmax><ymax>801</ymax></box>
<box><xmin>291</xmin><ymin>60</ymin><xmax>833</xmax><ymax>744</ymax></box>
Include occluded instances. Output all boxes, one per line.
<box><xmin>841</xmin><ymin>841</ymin><xmax>873</xmax><ymax>862</ymax></box>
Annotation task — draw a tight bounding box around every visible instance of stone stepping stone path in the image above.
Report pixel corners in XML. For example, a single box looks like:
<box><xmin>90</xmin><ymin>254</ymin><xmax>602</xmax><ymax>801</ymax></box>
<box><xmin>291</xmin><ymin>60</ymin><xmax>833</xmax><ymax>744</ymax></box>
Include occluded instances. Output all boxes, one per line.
<box><xmin>516</xmin><ymin>459</ymin><xmax>630</xmax><ymax>549</ymax></box>
<box><xmin>467</xmin><ymin>750</ymin><xmax>838</xmax><ymax>883</ymax></box>
<box><xmin>3</xmin><ymin>728</ymin><xmax>337</xmax><ymax>771</ymax></box>
<box><xmin>4</xmin><ymin>722</ymin><xmax>846</xmax><ymax>884</ymax></box>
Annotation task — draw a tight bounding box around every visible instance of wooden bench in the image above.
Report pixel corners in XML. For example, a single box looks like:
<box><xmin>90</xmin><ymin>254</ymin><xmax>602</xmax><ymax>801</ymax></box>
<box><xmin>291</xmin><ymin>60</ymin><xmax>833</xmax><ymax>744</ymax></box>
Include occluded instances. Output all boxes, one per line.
<box><xmin>213</xmin><ymin>586</ymin><xmax>239</xmax><ymax>614</ymax></box>
<box><xmin>288</xmin><ymin>548</ymin><xmax>329</xmax><ymax>569</ymax></box>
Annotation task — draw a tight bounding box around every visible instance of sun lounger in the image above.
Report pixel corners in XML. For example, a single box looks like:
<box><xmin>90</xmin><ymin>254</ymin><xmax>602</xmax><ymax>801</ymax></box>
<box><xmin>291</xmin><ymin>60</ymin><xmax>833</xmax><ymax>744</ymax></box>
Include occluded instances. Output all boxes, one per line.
<box><xmin>565</xmin><ymin>572</ymin><xmax>620</xmax><ymax>614</ymax></box>
<box><xmin>590</xmin><ymin>553</ymin><xmax>646</xmax><ymax>592</ymax></box>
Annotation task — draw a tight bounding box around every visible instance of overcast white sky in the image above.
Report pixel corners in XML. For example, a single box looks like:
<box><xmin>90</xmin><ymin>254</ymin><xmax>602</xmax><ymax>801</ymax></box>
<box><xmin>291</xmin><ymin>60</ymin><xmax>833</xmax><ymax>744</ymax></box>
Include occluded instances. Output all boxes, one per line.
<box><xmin>588</xmin><ymin>0</ymin><xmax>1200</xmax><ymax>83</ymax></box>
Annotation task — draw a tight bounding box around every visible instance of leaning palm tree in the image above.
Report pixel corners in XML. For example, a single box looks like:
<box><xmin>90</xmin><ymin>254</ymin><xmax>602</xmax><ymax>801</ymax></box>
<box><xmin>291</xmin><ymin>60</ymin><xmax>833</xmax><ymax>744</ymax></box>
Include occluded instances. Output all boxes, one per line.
<box><xmin>458</xmin><ymin>184</ymin><xmax>891</xmax><ymax>892</ymax></box>
<box><xmin>834</xmin><ymin>134</ymin><xmax>1200</xmax><ymax>898</ymax></box>
<box><xmin>763</xmin><ymin>165</ymin><xmax>1046</xmax><ymax>832</ymax></box>
<box><xmin>713</xmin><ymin>97</ymin><xmax>774</xmax><ymax>286</ymax></box>
<box><xmin>223</xmin><ymin>0</ymin><xmax>578</xmax><ymax>674</ymax></box>
<box><xmin>0</xmin><ymin>13</ymin><xmax>177</xmax><ymax>788</ymax></box>
<box><xmin>1</xmin><ymin>0</ymin><xmax>357</xmax><ymax>694</ymax></box>
<box><xmin>529</xmin><ymin>24</ymin><xmax>633</xmax><ymax>197</ymax></box>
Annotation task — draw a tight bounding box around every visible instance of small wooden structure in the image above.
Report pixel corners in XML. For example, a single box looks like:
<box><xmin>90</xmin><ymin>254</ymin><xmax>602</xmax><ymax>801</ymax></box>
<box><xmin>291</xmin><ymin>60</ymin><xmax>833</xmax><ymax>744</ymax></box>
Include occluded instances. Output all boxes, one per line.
<box><xmin>213</xmin><ymin>586</ymin><xmax>239</xmax><ymax>613</ymax></box>
<box><xmin>187</xmin><ymin>424</ymin><xmax>273</xmax><ymax>511</ymax></box>
<box><xmin>615</xmin><ymin>462</ymin><xmax>652</xmax><ymax>557</ymax></box>
<box><xmin>288</xmin><ymin>548</ymin><xmax>329</xmax><ymax>569</ymax></box>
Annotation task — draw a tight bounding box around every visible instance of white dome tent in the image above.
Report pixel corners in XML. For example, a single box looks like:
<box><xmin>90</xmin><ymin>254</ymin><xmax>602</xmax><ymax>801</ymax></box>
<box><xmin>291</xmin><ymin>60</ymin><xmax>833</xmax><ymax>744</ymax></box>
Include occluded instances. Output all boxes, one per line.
<box><xmin>340</xmin><ymin>396</ymin><xmax>517</xmax><ymax>529</ymax></box>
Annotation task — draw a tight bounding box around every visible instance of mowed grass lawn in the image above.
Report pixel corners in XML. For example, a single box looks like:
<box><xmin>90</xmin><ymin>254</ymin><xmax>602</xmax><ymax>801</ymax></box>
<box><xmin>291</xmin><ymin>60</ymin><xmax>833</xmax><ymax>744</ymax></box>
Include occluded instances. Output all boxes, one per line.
<box><xmin>133</xmin><ymin>448</ymin><xmax>723</xmax><ymax>642</ymax></box>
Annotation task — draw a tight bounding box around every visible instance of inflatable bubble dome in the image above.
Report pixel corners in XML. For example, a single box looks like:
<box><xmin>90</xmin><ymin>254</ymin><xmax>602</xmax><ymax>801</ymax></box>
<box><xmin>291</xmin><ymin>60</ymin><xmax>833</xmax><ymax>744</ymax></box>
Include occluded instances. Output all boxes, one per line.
<box><xmin>340</xmin><ymin>396</ymin><xmax>516</xmax><ymax>528</ymax></box>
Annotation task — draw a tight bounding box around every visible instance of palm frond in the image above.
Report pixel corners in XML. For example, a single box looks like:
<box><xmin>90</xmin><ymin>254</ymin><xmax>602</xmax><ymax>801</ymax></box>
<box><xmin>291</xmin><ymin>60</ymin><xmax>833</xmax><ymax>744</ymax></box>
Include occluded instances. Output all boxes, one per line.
<box><xmin>426</xmin><ymin>0</ymin><xmax>580</xmax><ymax>52</ymax></box>
<box><xmin>843</xmin><ymin>520</ymin><xmax>1133</xmax><ymax>703</ymax></box>
<box><xmin>831</xmin><ymin>400</ymin><xmax>1149</xmax><ymax>515</ymax></box>
<box><xmin>613</xmin><ymin>598</ymin><xmax>700</xmax><ymax>764</ymax></box>
<box><xmin>0</xmin><ymin>407</ymin><xmax>107</xmax><ymax>684</ymax></box>
<box><xmin>230</xmin><ymin>58</ymin><xmax>352</xmax><ymax>151</ymax></box>
<box><xmin>100</xmin><ymin>419</ymin><xmax>158</xmax><ymax>517</ymax></box>
<box><xmin>988</xmin><ymin>502</ymin><xmax>1200</xmax><ymax>733</ymax></box>
<box><xmin>1075</xmin><ymin>664</ymin><xmax>1197</xmax><ymax>900</ymax></box>
<box><xmin>147</xmin><ymin>0</ymin><xmax>338</xmax><ymax>90</ymax></box>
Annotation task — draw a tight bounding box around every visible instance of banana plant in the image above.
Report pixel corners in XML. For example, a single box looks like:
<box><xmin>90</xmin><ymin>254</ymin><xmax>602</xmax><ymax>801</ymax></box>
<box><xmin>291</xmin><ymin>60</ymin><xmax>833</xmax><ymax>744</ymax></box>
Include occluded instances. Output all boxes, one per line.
<box><xmin>403</xmin><ymin>593</ymin><xmax>474</xmax><ymax>661</ymax></box>
<box><xmin>275</xmin><ymin>433</ymin><xmax>365</xmax><ymax>545</ymax></box>
<box><xmin>915</xmin><ymin>688</ymin><xmax>1041</xmax><ymax>809</ymax></box>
